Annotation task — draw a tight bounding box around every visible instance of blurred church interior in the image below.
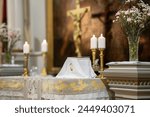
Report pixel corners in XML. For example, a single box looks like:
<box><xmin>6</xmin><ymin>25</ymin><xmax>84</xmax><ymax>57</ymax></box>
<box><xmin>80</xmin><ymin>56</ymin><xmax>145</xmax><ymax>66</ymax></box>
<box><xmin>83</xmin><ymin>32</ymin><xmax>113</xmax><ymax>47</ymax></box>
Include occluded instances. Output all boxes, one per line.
<box><xmin>0</xmin><ymin>0</ymin><xmax>150</xmax><ymax>100</ymax></box>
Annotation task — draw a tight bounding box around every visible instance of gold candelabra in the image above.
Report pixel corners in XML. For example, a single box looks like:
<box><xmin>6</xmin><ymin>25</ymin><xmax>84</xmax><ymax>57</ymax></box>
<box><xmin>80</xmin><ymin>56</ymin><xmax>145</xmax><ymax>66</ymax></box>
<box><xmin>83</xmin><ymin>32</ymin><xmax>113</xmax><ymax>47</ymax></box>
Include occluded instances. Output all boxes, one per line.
<box><xmin>91</xmin><ymin>49</ymin><xmax>96</xmax><ymax>67</ymax></box>
<box><xmin>91</xmin><ymin>48</ymin><xmax>105</xmax><ymax>78</ymax></box>
<box><xmin>41</xmin><ymin>52</ymin><xmax>47</xmax><ymax>76</ymax></box>
<box><xmin>23</xmin><ymin>54</ymin><xmax>29</xmax><ymax>77</ymax></box>
<box><xmin>99</xmin><ymin>48</ymin><xmax>105</xmax><ymax>78</ymax></box>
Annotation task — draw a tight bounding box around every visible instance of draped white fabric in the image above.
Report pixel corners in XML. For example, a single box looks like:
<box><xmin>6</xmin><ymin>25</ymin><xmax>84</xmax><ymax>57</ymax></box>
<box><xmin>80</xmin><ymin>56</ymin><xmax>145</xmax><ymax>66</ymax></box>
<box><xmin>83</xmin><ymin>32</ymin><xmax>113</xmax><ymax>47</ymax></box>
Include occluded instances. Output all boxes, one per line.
<box><xmin>0</xmin><ymin>76</ymin><xmax>109</xmax><ymax>100</ymax></box>
<box><xmin>56</xmin><ymin>57</ymin><xmax>96</xmax><ymax>79</ymax></box>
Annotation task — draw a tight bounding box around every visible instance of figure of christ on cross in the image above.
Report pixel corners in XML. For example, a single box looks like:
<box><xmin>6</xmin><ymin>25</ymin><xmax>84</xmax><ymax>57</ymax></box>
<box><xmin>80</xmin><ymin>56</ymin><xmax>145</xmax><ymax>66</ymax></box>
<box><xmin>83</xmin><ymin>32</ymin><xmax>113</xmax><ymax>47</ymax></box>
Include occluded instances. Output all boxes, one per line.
<box><xmin>67</xmin><ymin>0</ymin><xmax>90</xmax><ymax>57</ymax></box>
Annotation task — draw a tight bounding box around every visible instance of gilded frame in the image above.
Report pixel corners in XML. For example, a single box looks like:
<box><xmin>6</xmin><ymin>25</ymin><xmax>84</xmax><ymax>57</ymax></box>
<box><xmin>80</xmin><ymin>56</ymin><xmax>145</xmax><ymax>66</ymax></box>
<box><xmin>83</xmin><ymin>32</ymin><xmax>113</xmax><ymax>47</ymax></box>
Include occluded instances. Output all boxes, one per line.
<box><xmin>46</xmin><ymin>0</ymin><xmax>77</xmax><ymax>74</ymax></box>
<box><xmin>46</xmin><ymin>0</ymin><xmax>60</xmax><ymax>74</ymax></box>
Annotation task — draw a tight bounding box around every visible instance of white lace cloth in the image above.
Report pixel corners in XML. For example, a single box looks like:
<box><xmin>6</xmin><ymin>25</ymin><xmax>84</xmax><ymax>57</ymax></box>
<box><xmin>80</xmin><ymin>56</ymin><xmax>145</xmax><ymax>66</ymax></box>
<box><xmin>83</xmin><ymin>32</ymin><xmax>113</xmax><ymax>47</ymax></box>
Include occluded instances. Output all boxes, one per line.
<box><xmin>0</xmin><ymin>76</ymin><xmax>109</xmax><ymax>100</ymax></box>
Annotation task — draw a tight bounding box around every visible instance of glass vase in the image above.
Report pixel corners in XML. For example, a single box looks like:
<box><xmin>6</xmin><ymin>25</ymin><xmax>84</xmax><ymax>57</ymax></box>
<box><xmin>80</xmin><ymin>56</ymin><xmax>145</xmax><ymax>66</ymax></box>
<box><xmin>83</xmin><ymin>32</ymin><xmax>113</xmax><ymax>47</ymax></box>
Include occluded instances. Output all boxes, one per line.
<box><xmin>128</xmin><ymin>37</ymin><xmax>139</xmax><ymax>61</ymax></box>
<box><xmin>5</xmin><ymin>51</ymin><xmax>11</xmax><ymax>64</ymax></box>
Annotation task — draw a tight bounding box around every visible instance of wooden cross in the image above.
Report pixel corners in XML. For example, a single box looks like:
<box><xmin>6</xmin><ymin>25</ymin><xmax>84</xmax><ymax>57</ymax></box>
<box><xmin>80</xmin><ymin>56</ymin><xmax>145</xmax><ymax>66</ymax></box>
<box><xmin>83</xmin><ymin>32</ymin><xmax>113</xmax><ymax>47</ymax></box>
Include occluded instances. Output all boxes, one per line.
<box><xmin>67</xmin><ymin>0</ymin><xmax>90</xmax><ymax>57</ymax></box>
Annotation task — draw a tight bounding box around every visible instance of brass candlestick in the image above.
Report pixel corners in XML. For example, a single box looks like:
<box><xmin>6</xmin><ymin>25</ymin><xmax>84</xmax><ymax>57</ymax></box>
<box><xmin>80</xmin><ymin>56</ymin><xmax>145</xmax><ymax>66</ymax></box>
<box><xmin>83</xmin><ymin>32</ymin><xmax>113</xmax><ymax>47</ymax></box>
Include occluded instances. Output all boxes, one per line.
<box><xmin>99</xmin><ymin>48</ymin><xmax>105</xmax><ymax>78</ymax></box>
<box><xmin>91</xmin><ymin>49</ymin><xmax>96</xmax><ymax>67</ymax></box>
<box><xmin>41</xmin><ymin>52</ymin><xmax>47</xmax><ymax>76</ymax></box>
<box><xmin>23</xmin><ymin>54</ymin><xmax>29</xmax><ymax>77</ymax></box>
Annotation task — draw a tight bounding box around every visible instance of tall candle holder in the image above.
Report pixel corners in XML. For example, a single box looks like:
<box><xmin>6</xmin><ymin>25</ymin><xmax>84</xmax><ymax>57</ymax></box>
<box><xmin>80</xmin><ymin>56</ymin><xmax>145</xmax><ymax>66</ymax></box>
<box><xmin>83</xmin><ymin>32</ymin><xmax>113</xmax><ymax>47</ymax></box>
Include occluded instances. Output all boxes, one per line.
<box><xmin>99</xmin><ymin>48</ymin><xmax>105</xmax><ymax>78</ymax></box>
<box><xmin>41</xmin><ymin>52</ymin><xmax>47</xmax><ymax>76</ymax></box>
<box><xmin>91</xmin><ymin>49</ymin><xmax>96</xmax><ymax>67</ymax></box>
<box><xmin>23</xmin><ymin>54</ymin><xmax>29</xmax><ymax>77</ymax></box>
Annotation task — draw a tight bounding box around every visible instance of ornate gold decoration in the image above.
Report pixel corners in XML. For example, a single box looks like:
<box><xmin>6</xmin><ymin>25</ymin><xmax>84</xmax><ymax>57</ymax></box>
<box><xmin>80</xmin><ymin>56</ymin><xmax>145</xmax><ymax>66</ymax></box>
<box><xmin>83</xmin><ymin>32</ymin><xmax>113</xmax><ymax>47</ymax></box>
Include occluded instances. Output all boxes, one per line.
<box><xmin>41</xmin><ymin>52</ymin><xmax>47</xmax><ymax>76</ymax></box>
<box><xmin>70</xmin><ymin>80</ymin><xmax>88</xmax><ymax>92</ymax></box>
<box><xmin>91</xmin><ymin>80</ymin><xmax>105</xmax><ymax>90</ymax></box>
<box><xmin>67</xmin><ymin>0</ymin><xmax>90</xmax><ymax>57</ymax></box>
<box><xmin>107</xmin><ymin>79</ymin><xmax>150</xmax><ymax>86</ymax></box>
<box><xmin>54</xmin><ymin>80</ymin><xmax>68</xmax><ymax>93</ymax></box>
<box><xmin>23</xmin><ymin>54</ymin><xmax>29</xmax><ymax>77</ymax></box>
<box><xmin>42</xmin><ymin>81</ymin><xmax>52</xmax><ymax>93</ymax></box>
<box><xmin>41</xmin><ymin>79</ymin><xmax>103</xmax><ymax>94</ymax></box>
<box><xmin>0</xmin><ymin>80</ymin><xmax>24</xmax><ymax>90</ymax></box>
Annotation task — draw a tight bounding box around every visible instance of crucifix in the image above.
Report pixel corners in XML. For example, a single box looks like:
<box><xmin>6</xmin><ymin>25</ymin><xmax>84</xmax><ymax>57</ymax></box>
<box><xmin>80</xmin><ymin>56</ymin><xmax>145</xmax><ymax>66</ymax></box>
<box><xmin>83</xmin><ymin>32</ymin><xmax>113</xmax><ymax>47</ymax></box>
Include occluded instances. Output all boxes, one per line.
<box><xmin>67</xmin><ymin>0</ymin><xmax>90</xmax><ymax>57</ymax></box>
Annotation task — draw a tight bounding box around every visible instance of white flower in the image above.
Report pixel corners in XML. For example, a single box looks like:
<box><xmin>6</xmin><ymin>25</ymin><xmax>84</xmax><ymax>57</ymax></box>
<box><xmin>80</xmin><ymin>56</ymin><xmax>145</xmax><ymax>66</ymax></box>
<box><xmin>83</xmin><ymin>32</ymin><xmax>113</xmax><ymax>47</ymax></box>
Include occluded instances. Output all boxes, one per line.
<box><xmin>125</xmin><ymin>0</ymin><xmax>135</xmax><ymax>3</ymax></box>
<box><xmin>116</xmin><ymin>16</ymin><xmax>119</xmax><ymax>19</ymax></box>
<box><xmin>0</xmin><ymin>23</ymin><xmax>21</xmax><ymax>52</ymax></box>
<box><xmin>113</xmin><ymin>0</ymin><xmax>150</xmax><ymax>39</ymax></box>
<box><xmin>130</xmin><ymin>10</ymin><xmax>134</xmax><ymax>13</ymax></box>
<box><xmin>127</xmin><ymin>18</ymin><xmax>132</xmax><ymax>22</ymax></box>
<box><xmin>139</xmin><ymin>24</ymin><xmax>144</xmax><ymax>28</ymax></box>
<box><xmin>125</xmin><ymin>10</ymin><xmax>129</xmax><ymax>15</ymax></box>
<box><xmin>115</xmin><ymin>11</ymin><xmax>120</xmax><ymax>16</ymax></box>
<box><xmin>126</xmin><ymin>0</ymin><xmax>129</xmax><ymax>2</ymax></box>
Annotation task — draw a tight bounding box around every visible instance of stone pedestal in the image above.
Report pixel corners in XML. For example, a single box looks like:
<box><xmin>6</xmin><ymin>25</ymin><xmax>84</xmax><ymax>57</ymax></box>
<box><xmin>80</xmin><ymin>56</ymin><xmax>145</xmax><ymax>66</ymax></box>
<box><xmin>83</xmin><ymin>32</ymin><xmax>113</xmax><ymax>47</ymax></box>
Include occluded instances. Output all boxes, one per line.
<box><xmin>104</xmin><ymin>61</ymin><xmax>150</xmax><ymax>100</ymax></box>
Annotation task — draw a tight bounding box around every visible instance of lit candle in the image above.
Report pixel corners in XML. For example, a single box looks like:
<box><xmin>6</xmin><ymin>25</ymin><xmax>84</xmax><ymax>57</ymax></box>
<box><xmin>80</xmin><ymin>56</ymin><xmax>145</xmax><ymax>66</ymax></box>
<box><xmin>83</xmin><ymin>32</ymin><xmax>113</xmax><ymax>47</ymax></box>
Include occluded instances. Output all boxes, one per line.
<box><xmin>23</xmin><ymin>41</ymin><xmax>30</xmax><ymax>54</ymax></box>
<box><xmin>90</xmin><ymin>35</ymin><xmax>97</xmax><ymax>49</ymax></box>
<box><xmin>41</xmin><ymin>39</ymin><xmax>48</xmax><ymax>52</ymax></box>
<box><xmin>98</xmin><ymin>34</ymin><xmax>106</xmax><ymax>49</ymax></box>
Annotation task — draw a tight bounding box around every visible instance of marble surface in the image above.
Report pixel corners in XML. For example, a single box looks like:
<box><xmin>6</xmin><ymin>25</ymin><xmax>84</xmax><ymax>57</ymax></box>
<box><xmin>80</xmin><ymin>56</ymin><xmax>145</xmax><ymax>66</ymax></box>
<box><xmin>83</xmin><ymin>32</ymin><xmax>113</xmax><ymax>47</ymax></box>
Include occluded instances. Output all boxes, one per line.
<box><xmin>104</xmin><ymin>61</ymin><xmax>150</xmax><ymax>99</ymax></box>
<box><xmin>0</xmin><ymin>64</ymin><xmax>23</xmax><ymax>76</ymax></box>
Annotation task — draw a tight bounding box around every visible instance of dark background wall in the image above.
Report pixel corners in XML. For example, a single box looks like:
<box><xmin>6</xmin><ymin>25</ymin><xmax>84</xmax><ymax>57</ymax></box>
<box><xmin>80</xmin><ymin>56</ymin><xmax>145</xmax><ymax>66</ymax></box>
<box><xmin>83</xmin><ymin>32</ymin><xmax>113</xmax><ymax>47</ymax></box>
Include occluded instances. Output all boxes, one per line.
<box><xmin>53</xmin><ymin>0</ymin><xmax>150</xmax><ymax>67</ymax></box>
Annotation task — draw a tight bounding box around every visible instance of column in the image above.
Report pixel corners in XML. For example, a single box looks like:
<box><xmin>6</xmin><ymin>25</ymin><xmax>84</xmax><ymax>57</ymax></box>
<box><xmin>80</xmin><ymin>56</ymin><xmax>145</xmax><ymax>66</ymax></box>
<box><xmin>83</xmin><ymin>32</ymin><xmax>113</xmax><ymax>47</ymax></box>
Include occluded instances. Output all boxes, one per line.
<box><xmin>23</xmin><ymin>0</ymin><xmax>31</xmax><ymax>47</ymax></box>
<box><xmin>7</xmin><ymin>0</ymin><xmax>16</xmax><ymax>29</ymax></box>
<box><xmin>14</xmin><ymin>0</ymin><xmax>24</xmax><ymax>49</ymax></box>
<box><xmin>7</xmin><ymin>0</ymin><xmax>24</xmax><ymax>49</ymax></box>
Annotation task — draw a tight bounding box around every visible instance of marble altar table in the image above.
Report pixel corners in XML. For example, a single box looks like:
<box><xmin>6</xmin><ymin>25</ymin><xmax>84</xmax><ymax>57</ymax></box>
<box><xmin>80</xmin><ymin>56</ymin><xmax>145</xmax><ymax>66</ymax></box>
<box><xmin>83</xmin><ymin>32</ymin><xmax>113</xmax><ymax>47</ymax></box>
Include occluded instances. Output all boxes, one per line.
<box><xmin>0</xmin><ymin>76</ymin><xmax>109</xmax><ymax>100</ymax></box>
<box><xmin>0</xmin><ymin>64</ymin><xmax>23</xmax><ymax>76</ymax></box>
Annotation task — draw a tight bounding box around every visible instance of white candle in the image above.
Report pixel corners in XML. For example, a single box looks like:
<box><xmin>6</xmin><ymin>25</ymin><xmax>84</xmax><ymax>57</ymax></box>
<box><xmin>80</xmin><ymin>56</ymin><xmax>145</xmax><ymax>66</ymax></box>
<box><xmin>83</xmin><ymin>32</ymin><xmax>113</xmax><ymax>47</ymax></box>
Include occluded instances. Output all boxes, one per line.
<box><xmin>23</xmin><ymin>41</ymin><xmax>30</xmax><ymax>54</ymax></box>
<box><xmin>90</xmin><ymin>35</ymin><xmax>97</xmax><ymax>49</ymax></box>
<box><xmin>98</xmin><ymin>34</ymin><xmax>106</xmax><ymax>49</ymax></box>
<box><xmin>41</xmin><ymin>39</ymin><xmax>48</xmax><ymax>52</ymax></box>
